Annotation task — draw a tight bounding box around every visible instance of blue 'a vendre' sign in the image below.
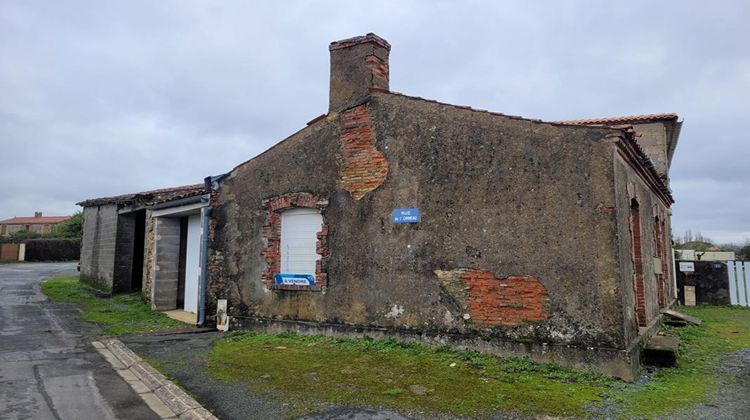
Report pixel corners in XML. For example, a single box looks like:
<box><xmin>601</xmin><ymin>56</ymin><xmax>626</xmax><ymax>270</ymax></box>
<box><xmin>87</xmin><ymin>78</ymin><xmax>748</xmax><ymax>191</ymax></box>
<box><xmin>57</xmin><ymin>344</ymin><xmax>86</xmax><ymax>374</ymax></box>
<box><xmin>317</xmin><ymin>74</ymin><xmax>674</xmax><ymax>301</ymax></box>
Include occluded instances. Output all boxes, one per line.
<box><xmin>275</xmin><ymin>273</ymin><xmax>315</xmax><ymax>286</ymax></box>
<box><xmin>392</xmin><ymin>208</ymin><xmax>420</xmax><ymax>224</ymax></box>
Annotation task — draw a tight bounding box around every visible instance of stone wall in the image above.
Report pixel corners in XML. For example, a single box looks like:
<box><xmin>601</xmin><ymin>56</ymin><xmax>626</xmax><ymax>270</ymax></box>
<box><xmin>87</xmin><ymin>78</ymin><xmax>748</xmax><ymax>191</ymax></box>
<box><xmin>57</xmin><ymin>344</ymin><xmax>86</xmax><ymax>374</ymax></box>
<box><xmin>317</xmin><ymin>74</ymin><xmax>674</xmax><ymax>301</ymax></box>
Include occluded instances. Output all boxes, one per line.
<box><xmin>631</xmin><ymin>122</ymin><xmax>669</xmax><ymax>179</ymax></box>
<box><xmin>613</xmin><ymin>154</ymin><xmax>674</xmax><ymax>345</ymax></box>
<box><xmin>142</xmin><ymin>210</ymin><xmax>156</xmax><ymax>302</ymax></box>
<box><xmin>208</xmin><ymin>92</ymin><xmax>634</xmax><ymax>351</ymax></box>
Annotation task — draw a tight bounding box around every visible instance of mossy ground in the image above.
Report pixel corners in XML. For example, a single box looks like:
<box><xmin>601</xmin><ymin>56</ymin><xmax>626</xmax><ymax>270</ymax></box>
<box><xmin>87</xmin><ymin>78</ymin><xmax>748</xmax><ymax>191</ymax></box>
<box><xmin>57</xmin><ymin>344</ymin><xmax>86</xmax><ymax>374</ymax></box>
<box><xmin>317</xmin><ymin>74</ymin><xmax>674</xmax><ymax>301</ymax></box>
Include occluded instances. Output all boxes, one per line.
<box><xmin>206</xmin><ymin>306</ymin><xmax>749</xmax><ymax>418</ymax></box>
<box><xmin>208</xmin><ymin>332</ymin><xmax>611</xmax><ymax>417</ymax></box>
<box><xmin>41</xmin><ymin>275</ymin><xmax>190</xmax><ymax>335</ymax></box>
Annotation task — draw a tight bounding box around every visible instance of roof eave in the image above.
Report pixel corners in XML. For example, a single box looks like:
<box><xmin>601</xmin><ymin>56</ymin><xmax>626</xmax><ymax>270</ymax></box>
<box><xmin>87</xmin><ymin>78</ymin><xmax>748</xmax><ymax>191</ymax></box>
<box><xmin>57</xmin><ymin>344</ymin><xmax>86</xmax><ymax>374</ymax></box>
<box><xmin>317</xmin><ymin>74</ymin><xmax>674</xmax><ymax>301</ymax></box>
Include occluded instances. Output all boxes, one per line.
<box><xmin>666</xmin><ymin>120</ymin><xmax>682</xmax><ymax>167</ymax></box>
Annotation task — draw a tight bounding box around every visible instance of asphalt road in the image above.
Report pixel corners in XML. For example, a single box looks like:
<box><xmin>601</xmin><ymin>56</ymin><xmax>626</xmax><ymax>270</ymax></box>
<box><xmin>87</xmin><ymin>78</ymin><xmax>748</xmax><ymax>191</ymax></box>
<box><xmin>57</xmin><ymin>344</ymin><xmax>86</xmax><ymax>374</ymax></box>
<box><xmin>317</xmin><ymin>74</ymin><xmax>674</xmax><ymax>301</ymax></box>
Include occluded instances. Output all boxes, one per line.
<box><xmin>0</xmin><ymin>262</ymin><xmax>158</xmax><ymax>420</ymax></box>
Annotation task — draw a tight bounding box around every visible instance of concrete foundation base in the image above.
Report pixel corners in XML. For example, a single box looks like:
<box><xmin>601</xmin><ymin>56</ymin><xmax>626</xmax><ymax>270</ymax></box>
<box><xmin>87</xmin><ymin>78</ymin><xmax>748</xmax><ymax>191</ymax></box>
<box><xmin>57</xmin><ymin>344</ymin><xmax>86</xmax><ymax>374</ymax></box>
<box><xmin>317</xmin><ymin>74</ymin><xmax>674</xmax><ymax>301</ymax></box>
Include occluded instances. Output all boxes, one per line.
<box><xmin>164</xmin><ymin>310</ymin><xmax>197</xmax><ymax>325</ymax></box>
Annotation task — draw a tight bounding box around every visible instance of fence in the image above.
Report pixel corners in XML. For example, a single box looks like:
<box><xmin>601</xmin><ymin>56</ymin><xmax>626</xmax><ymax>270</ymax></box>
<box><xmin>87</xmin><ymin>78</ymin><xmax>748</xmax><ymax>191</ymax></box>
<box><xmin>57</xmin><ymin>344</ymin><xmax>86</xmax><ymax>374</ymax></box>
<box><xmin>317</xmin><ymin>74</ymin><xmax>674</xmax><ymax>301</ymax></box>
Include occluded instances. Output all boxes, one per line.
<box><xmin>0</xmin><ymin>243</ymin><xmax>20</xmax><ymax>262</ymax></box>
<box><xmin>727</xmin><ymin>261</ymin><xmax>749</xmax><ymax>307</ymax></box>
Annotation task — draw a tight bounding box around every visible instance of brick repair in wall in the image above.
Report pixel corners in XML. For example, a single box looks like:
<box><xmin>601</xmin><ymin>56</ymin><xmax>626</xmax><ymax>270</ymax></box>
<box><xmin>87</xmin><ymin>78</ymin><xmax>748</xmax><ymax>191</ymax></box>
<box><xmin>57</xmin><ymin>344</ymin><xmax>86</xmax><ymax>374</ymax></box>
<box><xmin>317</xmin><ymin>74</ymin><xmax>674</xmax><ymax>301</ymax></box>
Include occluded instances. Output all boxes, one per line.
<box><xmin>334</xmin><ymin>104</ymin><xmax>389</xmax><ymax>200</ymax></box>
<box><xmin>629</xmin><ymin>197</ymin><xmax>647</xmax><ymax>327</ymax></box>
<box><xmin>435</xmin><ymin>268</ymin><xmax>551</xmax><ymax>326</ymax></box>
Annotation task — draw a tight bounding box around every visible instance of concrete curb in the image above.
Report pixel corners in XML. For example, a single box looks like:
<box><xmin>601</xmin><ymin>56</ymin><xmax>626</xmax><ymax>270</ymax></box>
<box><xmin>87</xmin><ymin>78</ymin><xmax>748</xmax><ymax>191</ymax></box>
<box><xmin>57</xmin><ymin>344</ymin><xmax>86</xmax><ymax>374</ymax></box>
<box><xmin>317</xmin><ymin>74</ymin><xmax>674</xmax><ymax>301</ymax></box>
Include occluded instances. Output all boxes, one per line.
<box><xmin>93</xmin><ymin>338</ymin><xmax>218</xmax><ymax>420</ymax></box>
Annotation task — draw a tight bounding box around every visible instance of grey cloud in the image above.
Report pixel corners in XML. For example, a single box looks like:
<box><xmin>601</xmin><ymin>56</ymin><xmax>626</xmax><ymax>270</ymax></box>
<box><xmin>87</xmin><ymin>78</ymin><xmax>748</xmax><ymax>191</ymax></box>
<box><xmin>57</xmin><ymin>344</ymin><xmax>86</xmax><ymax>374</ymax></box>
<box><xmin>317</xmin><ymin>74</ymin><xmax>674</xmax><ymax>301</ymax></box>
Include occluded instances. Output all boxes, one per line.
<box><xmin>1</xmin><ymin>0</ymin><xmax>748</xmax><ymax>243</ymax></box>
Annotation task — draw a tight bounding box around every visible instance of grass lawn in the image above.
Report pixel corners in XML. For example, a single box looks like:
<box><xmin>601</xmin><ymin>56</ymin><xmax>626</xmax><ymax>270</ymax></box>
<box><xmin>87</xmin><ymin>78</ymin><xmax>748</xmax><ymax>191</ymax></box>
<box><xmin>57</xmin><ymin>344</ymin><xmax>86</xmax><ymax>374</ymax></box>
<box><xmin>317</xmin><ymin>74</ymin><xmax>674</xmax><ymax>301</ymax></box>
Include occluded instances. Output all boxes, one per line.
<box><xmin>206</xmin><ymin>306</ymin><xmax>750</xmax><ymax>418</ymax></box>
<box><xmin>41</xmin><ymin>275</ymin><xmax>191</xmax><ymax>335</ymax></box>
<box><xmin>619</xmin><ymin>305</ymin><xmax>750</xmax><ymax>417</ymax></box>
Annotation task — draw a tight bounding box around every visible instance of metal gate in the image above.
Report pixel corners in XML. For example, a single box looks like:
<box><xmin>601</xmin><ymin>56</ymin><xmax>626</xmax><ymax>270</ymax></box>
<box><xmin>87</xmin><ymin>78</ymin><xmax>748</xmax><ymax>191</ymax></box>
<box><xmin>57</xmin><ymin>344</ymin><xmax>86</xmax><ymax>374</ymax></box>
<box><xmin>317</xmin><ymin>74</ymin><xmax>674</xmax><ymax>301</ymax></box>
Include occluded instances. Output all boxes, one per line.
<box><xmin>727</xmin><ymin>261</ymin><xmax>749</xmax><ymax>307</ymax></box>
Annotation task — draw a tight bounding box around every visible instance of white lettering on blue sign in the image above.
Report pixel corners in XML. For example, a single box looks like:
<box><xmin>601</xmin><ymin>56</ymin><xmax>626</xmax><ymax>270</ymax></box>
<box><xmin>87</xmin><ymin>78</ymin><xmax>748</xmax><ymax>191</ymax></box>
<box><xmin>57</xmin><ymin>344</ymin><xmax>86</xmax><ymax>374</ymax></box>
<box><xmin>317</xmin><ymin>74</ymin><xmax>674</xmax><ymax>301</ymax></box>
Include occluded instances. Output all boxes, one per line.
<box><xmin>392</xmin><ymin>208</ymin><xmax>420</xmax><ymax>224</ymax></box>
<box><xmin>274</xmin><ymin>274</ymin><xmax>315</xmax><ymax>286</ymax></box>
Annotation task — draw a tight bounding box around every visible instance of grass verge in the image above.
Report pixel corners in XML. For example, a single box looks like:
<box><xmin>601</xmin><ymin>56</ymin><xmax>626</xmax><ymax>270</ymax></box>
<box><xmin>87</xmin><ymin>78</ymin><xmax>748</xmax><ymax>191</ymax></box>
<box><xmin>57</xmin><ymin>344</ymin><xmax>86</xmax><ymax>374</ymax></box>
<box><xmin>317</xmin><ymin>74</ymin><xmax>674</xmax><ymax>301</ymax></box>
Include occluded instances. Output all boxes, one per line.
<box><xmin>619</xmin><ymin>305</ymin><xmax>750</xmax><ymax>417</ymax></box>
<box><xmin>206</xmin><ymin>306</ymin><xmax>749</xmax><ymax>418</ymax></box>
<box><xmin>41</xmin><ymin>275</ymin><xmax>190</xmax><ymax>335</ymax></box>
<box><xmin>208</xmin><ymin>332</ymin><xmax>613</xmax><ymax>417</ymax></box>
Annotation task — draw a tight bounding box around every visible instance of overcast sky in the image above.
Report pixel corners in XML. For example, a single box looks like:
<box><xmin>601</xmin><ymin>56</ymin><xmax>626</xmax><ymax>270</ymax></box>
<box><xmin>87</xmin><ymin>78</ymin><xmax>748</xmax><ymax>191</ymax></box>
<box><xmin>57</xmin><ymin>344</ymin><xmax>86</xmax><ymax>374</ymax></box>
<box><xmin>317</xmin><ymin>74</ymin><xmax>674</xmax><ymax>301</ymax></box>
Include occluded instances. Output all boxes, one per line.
<box><xmin>1</xmin><ymin>1</ymin><xmax>748</xmax><ymax>243</ymax></box>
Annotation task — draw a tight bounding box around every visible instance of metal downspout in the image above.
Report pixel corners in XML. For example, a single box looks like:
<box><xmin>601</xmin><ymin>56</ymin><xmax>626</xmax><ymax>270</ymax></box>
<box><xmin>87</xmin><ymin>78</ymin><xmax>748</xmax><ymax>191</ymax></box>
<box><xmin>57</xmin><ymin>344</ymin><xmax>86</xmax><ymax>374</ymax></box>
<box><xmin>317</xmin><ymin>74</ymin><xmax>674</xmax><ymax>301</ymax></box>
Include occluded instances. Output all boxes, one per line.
<box><xmin>198</xmin><ymin>206</ymin><xmax>210</xmax><ymax>326</ymax></box>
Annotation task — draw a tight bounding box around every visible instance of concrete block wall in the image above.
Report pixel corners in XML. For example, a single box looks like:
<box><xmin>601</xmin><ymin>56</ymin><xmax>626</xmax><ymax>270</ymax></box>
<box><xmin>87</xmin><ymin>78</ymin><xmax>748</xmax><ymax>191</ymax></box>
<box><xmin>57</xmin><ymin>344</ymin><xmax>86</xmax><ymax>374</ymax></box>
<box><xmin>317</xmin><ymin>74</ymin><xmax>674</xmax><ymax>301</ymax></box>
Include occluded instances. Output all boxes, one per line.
<box><xmin>113</xmin><ymin>214</ymin><xmax>136</xmax><ymax>293</ymax></box>
<box><xmin>80</xmin><ymin>205</ymin><xmax>118</xmax><ymax>291</ymax></box>
<box><xmin>151</xmin><ymin>217</ymin><xmax>181</xmax><ymax>310</ymax></box>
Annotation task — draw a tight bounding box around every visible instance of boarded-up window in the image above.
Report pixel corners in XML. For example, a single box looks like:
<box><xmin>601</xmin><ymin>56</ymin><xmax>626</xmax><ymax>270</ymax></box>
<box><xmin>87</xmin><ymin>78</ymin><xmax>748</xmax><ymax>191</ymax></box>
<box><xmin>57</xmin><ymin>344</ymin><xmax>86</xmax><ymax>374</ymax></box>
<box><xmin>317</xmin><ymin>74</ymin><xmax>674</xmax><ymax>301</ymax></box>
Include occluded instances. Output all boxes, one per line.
<box><xmin>280</xmin><ymin>208</ymin><xmax>323</xmax><ymax>275</ymax></box>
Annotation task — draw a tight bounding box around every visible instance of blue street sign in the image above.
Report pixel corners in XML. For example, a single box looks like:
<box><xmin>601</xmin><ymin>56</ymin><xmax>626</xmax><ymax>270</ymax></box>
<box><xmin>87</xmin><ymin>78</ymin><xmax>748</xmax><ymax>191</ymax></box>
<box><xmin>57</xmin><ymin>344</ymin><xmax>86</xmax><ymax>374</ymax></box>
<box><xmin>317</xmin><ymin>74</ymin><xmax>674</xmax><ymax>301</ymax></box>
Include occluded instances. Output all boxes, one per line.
<box><xmin>392</xmin><ymin>208</ymin><xmax>420</xmax><ymax>224</ymax></box>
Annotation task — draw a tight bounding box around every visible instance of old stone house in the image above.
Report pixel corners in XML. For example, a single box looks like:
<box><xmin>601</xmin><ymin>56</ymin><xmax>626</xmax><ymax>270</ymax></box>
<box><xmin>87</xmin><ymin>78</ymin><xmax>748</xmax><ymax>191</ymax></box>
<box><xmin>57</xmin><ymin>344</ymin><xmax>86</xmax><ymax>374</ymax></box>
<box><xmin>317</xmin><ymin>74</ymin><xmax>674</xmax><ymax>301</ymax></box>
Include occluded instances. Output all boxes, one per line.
<box><xmin>197</xmin><ymin>34</ymin><xmax>682</xmax><ymax>380</ymax></box>
<box><xmin>0</xmin><ymin>212</ymin><xmax>70</xmax><ymax>236</ymax></box>
<box><xmin>78</xmin><ymin>34</ymin><xmax>682</xmax><ymax>380</ymax></box>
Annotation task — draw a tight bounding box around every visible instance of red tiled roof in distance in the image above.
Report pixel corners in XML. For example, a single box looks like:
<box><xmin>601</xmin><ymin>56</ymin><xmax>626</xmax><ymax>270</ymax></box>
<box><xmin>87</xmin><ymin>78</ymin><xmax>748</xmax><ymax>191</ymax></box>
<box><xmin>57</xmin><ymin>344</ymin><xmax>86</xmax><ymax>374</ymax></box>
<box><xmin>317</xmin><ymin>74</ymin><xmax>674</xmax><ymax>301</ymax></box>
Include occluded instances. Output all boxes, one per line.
<box><xmin>0</xmin><ymin>215</ymin><xmax>71</xmax><ymax>225</ymax></box>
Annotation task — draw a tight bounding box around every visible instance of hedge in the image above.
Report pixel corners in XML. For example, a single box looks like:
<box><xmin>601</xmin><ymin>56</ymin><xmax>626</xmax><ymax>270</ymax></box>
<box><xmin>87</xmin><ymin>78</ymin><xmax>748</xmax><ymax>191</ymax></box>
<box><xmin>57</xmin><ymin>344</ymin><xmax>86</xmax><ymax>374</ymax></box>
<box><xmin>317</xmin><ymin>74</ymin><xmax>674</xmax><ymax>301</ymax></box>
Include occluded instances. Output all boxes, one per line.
<box><xmin>24</xmin><ymin>238</ymin><xmax>81</xmax><ymax>261</ymax></box>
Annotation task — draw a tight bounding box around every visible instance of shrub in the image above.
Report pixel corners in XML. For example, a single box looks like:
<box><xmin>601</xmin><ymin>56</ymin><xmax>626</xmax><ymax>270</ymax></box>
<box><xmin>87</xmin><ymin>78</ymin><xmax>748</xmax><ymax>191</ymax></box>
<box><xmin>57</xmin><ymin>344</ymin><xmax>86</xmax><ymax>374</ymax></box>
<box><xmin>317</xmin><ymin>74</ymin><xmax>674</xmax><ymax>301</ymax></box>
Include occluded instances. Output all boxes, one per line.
<box><xmin>52</xmin><ymin>211</ymin><xmax>83</xmax><ymax>238</ymax></box>
<box><xmin>24</xmin><ymin>238</ymin><xmax>80</xmax><ymax>261</ymax></box>
<box><xmin>0</xmin><ymin>230</ymin><xmax>41</xmax><ymax>243</ymax></box>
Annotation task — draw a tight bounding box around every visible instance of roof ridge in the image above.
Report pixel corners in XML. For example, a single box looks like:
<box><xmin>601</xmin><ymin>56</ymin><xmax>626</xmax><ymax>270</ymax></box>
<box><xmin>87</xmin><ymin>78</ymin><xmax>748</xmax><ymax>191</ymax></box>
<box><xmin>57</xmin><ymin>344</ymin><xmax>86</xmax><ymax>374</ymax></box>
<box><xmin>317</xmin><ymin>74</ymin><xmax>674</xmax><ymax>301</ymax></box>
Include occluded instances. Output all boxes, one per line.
<box><xmin>77</xmin><ymin>183</ymin><xmax>206</xmax><ymax>207</ymax></box>
<box><xmin>368</xmin><ymin>88</ymin><xmax>637</xmax><ymax>131</ymax></box>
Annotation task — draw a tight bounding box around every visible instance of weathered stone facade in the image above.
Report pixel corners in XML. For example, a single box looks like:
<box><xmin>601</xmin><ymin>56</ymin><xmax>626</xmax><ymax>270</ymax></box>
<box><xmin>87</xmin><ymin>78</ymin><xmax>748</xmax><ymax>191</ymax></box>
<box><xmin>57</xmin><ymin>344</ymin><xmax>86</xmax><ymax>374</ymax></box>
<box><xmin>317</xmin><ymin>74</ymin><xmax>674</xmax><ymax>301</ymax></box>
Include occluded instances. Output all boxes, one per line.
<box><xmin>203</xmin><ymin>34</ymin><xmax>680</xmax><ymax>380</ymax></box>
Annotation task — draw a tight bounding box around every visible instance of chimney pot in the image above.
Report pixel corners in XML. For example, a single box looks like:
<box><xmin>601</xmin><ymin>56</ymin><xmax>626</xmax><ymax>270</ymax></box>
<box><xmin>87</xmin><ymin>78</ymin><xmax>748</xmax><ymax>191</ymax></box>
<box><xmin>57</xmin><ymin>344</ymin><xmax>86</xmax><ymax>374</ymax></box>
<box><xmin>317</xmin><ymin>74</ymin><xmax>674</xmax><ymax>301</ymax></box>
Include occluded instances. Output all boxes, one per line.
<box><xmin>35</xmin><ymin>211</ymin><xmax>42</xmax><ymax>218</ymax></box>
<box><xmin>328</xmin><ymin>33</ymin><xmax>390</xmax><ymax>112</ymax></box>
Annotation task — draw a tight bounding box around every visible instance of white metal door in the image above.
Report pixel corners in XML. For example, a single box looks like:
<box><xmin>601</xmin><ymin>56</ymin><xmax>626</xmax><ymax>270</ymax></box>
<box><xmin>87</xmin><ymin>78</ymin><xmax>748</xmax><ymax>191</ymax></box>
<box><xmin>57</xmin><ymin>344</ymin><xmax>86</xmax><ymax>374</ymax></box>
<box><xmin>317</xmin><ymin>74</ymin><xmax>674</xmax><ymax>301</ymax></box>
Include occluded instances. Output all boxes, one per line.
<box><xmin>728</xmin><ymin>261</ymin><xmax>749</xmax><ymax>307</ymax></box>
<box><xmin>281</xmin><ymin>208</ymin><xmax>323</xmax><ymax>275</ymax></box>
<box><xmin>183</xmin><ymin>214</ymin><xmax>201</xmax><ymax>313</ymax></box>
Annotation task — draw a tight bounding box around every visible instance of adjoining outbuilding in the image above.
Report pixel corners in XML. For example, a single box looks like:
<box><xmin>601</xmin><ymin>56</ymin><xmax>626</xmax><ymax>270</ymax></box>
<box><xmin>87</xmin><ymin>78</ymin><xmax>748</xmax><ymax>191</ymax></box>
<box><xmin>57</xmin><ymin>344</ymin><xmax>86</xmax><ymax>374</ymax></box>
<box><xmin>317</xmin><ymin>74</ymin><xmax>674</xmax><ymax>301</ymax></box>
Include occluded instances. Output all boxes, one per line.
<box><xmin>77</xmin><ymin>184</ymin><xmax>211</xmax><ymax>323</ymax></box>
<box><xmin>199</xmin><ymin>34</ymin><xmax>682</xmax><ymax>380</ymax></box>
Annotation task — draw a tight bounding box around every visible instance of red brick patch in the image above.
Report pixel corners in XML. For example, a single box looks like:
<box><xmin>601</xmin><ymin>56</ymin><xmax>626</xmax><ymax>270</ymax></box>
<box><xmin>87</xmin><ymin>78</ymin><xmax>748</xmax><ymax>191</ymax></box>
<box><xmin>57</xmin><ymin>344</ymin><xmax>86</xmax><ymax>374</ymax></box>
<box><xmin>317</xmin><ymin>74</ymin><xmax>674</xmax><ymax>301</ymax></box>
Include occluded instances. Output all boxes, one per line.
<box><xmin>436</xmin><ymin>269</ymin><xmax>550</xmax><ymax>327</ymax></box>
<box><xmin>459</xmin><ymin>269</ymin><xmax>550</xmax><ymax>326</ymax></box>
<box><xmin>364</xmin><ymin>55</ymin><xmax>389</xmax><ymax>85</ymax></box>
<box><xmin>335</xmin><ymin>105</ymin><xmax>388</xmax><ymax>200</ymax></box>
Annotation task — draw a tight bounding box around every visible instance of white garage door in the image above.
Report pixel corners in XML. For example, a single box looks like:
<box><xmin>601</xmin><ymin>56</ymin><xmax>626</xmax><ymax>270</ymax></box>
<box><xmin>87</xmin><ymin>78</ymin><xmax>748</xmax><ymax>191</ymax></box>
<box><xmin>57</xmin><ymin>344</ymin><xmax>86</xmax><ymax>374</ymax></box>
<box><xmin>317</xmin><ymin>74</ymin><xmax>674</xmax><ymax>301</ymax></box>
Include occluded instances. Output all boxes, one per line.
<box><xmin>281</xmin><ymin>208</ymin><xmax>323</xmax><ymax>275</ymax></box>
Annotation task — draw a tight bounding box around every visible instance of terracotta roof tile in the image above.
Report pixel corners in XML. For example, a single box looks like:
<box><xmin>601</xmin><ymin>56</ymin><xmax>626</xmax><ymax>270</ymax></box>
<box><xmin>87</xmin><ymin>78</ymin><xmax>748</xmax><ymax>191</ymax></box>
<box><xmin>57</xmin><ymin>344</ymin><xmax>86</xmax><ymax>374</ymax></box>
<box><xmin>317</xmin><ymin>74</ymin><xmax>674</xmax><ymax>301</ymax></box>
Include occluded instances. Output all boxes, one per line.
<box><xmin>0</xmin><ymin>216</ymin><xmax>71</xmax><ymax>225</ymax></box>
<box><xmin>555</xmin><ymin>113</ymin><xmax>678</xmax><ymax>125</ymax></box>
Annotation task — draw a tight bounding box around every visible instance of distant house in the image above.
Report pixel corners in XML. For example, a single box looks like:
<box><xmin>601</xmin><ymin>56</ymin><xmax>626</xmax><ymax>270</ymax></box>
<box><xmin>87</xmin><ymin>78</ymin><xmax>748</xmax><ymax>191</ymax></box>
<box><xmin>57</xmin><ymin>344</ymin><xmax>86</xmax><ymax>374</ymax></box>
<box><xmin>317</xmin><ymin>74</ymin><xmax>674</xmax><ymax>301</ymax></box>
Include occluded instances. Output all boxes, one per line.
<box><xmin>0</xmin><ymin>212</ymin><xmax>70</xmax><ymax>236</ymax></box>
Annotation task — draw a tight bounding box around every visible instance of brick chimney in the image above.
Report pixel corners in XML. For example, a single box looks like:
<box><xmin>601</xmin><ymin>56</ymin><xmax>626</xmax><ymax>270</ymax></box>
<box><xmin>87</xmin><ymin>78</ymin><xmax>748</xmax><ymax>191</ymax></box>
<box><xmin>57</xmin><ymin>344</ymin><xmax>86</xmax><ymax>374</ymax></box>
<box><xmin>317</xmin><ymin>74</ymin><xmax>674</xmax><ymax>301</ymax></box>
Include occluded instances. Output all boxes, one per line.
<box><xmin>34</xmin><ymin>211</ymin><xmax>42</xmax><ymax>218</ymax></box>
<box><xmin>328</xmin><ymin>33</ymin><xmax>390</xmax><ymax>112</ymax></box>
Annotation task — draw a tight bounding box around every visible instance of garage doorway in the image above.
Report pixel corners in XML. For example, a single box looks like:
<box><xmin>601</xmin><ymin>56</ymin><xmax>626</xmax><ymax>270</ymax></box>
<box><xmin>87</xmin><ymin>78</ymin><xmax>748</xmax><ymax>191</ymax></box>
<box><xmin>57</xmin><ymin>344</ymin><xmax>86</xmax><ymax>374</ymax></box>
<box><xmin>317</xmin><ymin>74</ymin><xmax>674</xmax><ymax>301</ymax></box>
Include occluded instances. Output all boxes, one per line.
<box><xmin>150</xmin><ymin>201</ymin><xmax>207</xmax><ymax>324</ymax></box>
